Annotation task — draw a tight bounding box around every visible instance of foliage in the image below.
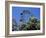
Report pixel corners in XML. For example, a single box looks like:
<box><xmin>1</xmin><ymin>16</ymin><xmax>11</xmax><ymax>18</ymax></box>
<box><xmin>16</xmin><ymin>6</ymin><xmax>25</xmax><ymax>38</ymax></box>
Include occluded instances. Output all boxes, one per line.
<box><xmin>12</xmin><ymin>16</ymin><xmax>40</xmax><ymax>31</ymax></box>
<box><xmin>12</xmin><ymin>19</ymin><xmax>18</xmax><ymax>31</ymax></box>
<box><xmin>20</xmin><ymin>16</ymin><xmax>40</xmax><ymax>30</ymax></box>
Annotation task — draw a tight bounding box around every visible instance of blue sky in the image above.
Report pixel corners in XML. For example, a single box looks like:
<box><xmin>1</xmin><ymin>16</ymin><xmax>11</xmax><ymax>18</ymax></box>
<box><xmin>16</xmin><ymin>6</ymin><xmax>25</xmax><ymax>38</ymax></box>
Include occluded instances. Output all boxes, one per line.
<box><xmin>12</xmin><ymin>7</ymin><xmax>40</xmax><ymax>25</ymax></box>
